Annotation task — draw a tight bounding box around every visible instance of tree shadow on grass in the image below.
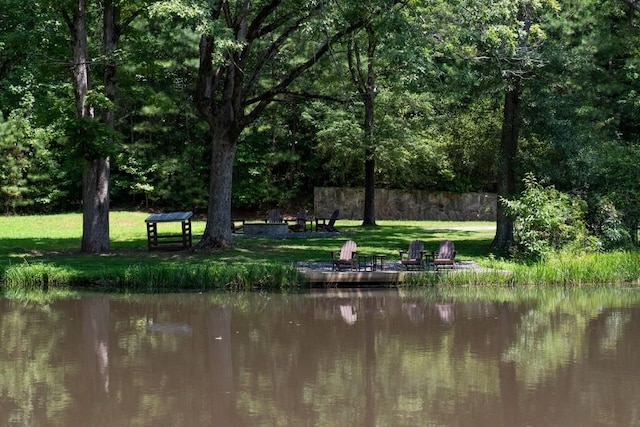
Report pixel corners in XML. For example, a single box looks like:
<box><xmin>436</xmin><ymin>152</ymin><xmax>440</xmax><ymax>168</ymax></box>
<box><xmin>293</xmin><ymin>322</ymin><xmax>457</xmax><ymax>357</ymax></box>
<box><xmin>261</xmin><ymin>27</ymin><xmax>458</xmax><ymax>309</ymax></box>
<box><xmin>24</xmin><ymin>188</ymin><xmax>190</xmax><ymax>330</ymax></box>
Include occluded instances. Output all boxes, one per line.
<box><xmin>229</xmin><ymin>223</ymin><xmax>497</xmax><ymax>264</ymax></box>
<box><xmin>0</xmin><ymin>223</ymin><xmax>499</xmax><ymax>272</ymax></box>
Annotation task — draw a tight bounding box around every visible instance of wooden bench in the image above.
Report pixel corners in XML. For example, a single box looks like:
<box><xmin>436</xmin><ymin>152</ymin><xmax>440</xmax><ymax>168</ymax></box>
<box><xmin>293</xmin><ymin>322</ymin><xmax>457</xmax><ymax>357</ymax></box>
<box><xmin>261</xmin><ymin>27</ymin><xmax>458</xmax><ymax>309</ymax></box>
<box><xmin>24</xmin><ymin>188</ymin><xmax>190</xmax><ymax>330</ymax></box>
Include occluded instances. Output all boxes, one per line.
<box><xmin>145</xmin><ymin>211</ymin><xmax>193</xmax><ymax>251</ymax></box>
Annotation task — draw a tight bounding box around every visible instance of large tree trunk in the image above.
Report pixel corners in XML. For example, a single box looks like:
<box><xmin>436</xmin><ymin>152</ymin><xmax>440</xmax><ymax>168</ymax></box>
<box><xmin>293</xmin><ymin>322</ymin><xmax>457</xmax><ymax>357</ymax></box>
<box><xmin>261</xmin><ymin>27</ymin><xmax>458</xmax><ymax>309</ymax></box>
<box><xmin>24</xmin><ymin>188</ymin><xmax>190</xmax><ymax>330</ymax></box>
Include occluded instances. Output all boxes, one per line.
<box><xmin>356</xmin><ymin>26</ymin><xmax>377</xmax><ymax>226</ymax></box>
<box><xmin>66</xmin><ymin>0</ymin><xmax>110</xmax><ymax>253</ymax></box>
<box><xmin>81</xmin><ymin>0</ymin><xmax>115</xmax><ymax>253</ymax></box>
<box><xmin>198</xmin><ymin>121</ymin><xmax>237</xmax><ymax>248</ymax></box>
<box><xmin>82</xmin><ymin>159</ymin><xmax>110</xmax><ymax>252</ymax></box>
<box><xmin>491</xmin><ymin>83</ymin><xmax>521</xmax><ymax>252</ymax></box>
<box><xmin>491</xmin><ymin>1</ymin><xmax>534</xmax><ymax>253</ymax></box>
<box><xmin>81</xmin><ymin>0</ymin><xmax>120</xmax><ymax>253</ymax></box>
<box><xmin>362</xmin><ymin>91</ymin><xmax>376</xmax><ymax>226</ymax></box>
<box><xmin>195</xmin><ymin>30</ymin><xmax>242</xmax><ymax>249</ymax></box>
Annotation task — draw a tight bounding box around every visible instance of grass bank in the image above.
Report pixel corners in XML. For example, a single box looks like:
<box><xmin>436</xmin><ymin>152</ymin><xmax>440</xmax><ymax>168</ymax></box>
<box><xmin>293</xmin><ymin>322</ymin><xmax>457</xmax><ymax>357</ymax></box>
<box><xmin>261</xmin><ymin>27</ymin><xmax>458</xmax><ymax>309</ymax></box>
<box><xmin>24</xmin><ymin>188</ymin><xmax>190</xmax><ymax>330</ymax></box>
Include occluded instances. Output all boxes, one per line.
<box><xmin>0</xmin><ymin>212</ymin><xmax>638</xmax><ymax>293</ymax></box>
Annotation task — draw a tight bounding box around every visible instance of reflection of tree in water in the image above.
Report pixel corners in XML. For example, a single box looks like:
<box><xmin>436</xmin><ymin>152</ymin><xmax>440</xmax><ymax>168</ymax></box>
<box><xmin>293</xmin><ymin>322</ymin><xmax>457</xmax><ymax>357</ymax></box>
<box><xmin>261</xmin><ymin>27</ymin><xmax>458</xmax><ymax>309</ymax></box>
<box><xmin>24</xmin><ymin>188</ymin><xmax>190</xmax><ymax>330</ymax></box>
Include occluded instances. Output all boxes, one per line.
<box><xmin>82</xmin><ymin>296</ymin><xmax>110</xmax><ymax>394</ymax></box>
<box><xmin>4</xmin><ymin>290</ymin><xmax>640</xmax><ymax>425</ymax></box>
<box><xmin>499</xmin><ymin>296</ymin><xmax>640</xmax><ymax>426</ymax></box>
<box><xmin>0</xmin><ymin>299</ymin><xmax>74</xmax><ymax>426</ymax></box>
<box><xmin>206</xmin><ymin>305</ymin><xmax>244</xmax><ymax>425</ymax></box>
<box><xmin>364</xmin><ymin>298</ymin><xmax>377</xmax><ymax>427</ymax></box>
<box><xmin>231</xmin><ymin>291</ymin><xmax>394</xmax><ymax>426</ymax></box>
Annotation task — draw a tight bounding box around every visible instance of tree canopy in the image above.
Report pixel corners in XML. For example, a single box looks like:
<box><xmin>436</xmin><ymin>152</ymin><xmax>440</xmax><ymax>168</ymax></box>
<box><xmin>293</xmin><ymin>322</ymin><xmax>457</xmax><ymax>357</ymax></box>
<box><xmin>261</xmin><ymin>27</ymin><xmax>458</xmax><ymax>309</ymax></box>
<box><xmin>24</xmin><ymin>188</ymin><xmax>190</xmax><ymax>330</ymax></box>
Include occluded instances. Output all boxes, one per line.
<box><xmin>0</xmin><ymin>0</ymin><xmax>639</xmax><ymax>249</ymax></box>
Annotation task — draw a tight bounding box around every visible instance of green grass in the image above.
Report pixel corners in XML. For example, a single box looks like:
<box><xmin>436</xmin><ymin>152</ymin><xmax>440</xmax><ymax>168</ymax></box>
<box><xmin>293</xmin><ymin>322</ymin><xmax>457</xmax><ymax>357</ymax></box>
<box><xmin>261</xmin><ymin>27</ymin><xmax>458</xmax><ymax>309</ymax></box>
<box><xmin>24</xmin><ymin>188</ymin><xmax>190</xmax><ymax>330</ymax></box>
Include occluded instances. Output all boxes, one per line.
<box><xmin>0</xmin><ymin>212</ymin><xmax>638</xmax><ymax>292</ymax></box>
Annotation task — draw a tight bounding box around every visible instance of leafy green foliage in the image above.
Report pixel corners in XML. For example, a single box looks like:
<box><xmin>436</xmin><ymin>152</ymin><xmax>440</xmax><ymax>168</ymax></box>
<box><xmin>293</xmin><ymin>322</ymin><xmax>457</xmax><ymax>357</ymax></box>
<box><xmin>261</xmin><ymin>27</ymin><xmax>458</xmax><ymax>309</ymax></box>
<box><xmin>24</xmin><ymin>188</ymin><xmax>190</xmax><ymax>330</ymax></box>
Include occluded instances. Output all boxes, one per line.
<box><xmin>523</xmin><ymin>0</ymin><xmax>640</xmax><ymax>241</ymax></box>
<box><xmin>233</xmin><ymin>100</ymin><xmax>321</xmax><ymax>210</ymax></box>
<box><xmin>502</xmin><ymin>173</ymin><xmax>598</xmax><ymax>260</ymax></box>
<box><xmin>0</xmin><ymin>0</ymin><xmax>638</xmax><ymax>242</ymax></box>
<box><xmin>588</xmin><ymin>197</ymin><xmax>631</xmax><ymax>250</ymax></box>
<box><xmin>583</xmin><ymin>142</ymin><xmax>640</xmax><ymax>244</ymax></box>
<box><xmin>62</xmin><ymin>116</ymin><xmax>120</xmax><ymax>161</ymax></box>
<box><xmin>0</xmin><ymin>108</ymin><xmax>67</xmax><ymax>213</ymax></box>
<box><xmin>0</xmin><ymin>117</ymin><xmax>31</xmax><ymax>212</ymax></box>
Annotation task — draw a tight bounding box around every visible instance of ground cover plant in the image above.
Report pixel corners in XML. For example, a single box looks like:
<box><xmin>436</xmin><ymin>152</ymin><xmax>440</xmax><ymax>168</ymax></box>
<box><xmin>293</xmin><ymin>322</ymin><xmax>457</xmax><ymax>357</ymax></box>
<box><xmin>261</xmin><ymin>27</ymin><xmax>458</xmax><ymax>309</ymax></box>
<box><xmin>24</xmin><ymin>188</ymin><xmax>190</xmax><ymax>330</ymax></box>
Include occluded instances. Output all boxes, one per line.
<box><xmin>0</xmin><ymin>212</ymin><xmax>639</xmax><ymax>294</ymax></box>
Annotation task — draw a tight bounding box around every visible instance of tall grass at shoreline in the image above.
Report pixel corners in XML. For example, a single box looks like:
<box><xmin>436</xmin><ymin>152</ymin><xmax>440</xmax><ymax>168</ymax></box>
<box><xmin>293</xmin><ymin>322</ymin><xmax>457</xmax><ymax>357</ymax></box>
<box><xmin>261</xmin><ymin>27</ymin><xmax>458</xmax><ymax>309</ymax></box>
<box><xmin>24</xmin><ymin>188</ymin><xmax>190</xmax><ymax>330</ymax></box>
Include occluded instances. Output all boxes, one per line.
<box><xmin>2</xmin><ymin>251</ymin><xmax>639</xmax><ymax>292</ymax></box>
<box><xmin>394</xmin><ymin>251</ymin><xmax>640</xmax><ymax>288</ymax></box>
<box><xmin>120</xmin><ymin>263</ymin><xmax>304</xmax><ymax>292</ymax></box>
<box><xmin>510</xmin><ymin>252</ymin><xmax>640</xmax><ymax>286</ymax></box>
<box><xmin>3</xmin><ymin>261</ymin><xmax>91</xmax><ymax>289</ymax></box>
<box><xmin>3</xmin><ymin>261</ymin><xmax>305</xmax><ymax>292</ymax></box>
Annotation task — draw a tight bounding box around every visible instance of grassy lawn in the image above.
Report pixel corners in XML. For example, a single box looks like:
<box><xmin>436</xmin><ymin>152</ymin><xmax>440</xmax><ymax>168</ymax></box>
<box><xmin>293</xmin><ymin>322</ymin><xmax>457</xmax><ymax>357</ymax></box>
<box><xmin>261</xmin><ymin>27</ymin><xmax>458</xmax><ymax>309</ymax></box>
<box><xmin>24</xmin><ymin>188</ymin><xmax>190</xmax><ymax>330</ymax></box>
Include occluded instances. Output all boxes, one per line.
<box><xmin>0</xmin><ymin>212</ymin><xmax>497</xmax><ymax>264</ymax></box>
<box><xmin>1</xmin><ymin>212</ymin><xmax>639</xmax><ymax>292</ymax></box>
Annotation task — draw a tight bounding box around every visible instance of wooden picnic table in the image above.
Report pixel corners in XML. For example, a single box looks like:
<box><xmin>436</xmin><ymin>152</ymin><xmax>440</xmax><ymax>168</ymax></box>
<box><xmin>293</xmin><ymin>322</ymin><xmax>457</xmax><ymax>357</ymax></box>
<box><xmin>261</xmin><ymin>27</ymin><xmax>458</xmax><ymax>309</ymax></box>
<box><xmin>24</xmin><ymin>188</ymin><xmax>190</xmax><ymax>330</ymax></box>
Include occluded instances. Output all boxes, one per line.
<box><xmin>145</xmin><ymin>211</ymin><xmax>193</xmax><ymax>251</ymax></box>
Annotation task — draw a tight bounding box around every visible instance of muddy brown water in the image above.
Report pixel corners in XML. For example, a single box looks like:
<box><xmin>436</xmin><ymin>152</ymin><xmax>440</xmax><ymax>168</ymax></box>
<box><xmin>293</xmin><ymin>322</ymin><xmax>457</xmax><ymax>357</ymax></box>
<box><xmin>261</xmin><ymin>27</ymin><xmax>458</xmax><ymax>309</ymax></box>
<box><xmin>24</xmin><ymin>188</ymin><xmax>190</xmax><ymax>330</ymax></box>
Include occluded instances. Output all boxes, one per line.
<box><xmin>2</xmin><ymin>288</ymin><xmax>640</xmax><ymax>426</ymax></box>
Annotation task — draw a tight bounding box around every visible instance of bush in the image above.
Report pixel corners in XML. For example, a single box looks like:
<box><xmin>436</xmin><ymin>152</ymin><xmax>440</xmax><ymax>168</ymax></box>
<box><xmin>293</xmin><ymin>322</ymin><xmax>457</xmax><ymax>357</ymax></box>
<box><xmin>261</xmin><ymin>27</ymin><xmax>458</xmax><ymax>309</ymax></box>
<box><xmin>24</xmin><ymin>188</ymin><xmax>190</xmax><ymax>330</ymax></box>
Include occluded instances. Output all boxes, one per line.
<box><xmin>588</xmin><ymin>197</ymin><xmax>631</xmax><ymax>250</ymax></box>
<box><xmin>502</xmin><ymin>174</ymin><xmax>599</xmax><ymax>261</ymax></box>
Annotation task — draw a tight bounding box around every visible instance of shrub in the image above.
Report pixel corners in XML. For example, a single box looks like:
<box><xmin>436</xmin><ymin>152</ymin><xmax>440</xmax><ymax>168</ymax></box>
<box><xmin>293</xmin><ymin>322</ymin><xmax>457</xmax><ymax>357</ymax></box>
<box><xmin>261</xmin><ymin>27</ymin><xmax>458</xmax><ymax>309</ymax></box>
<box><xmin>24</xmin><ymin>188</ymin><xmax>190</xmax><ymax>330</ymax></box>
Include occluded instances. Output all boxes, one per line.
<box><xmin>502</xmin><ymin>173</ymin><xmax>599</xmax><ymax>261</ymax></box>
<box><xmin>587</xmin><ymin>197</ymin><xmax>631</xmax><ymax>250</ymax></box>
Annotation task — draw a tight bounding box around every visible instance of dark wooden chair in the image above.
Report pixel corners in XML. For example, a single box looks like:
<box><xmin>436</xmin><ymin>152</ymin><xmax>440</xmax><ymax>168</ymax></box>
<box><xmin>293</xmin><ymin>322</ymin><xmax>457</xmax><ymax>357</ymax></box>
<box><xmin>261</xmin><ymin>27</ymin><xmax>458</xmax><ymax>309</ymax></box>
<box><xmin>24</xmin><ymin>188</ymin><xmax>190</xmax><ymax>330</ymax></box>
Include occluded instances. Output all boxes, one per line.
<box><xmin>400</xmin><ymin>240</ymin><xmax>425</xmax><ymax>270</ymax></box>
<box><xmin>316</xmin><ymin>209</ymin><xmax>339</xmax><ymax>232</ymax></box>
<box><xmin>430</xmin><ymin>240</ymin><xmax>456</xmax><ymax>270</ymax></box>
<box><xmin>265</xmin><ymin>208</ymin><xmax>283</xmax><ymax>223</ymax></box>
<box><xmin>231</xmin><ymin>219</ymin><xmax>245</xmax><ymax>233</ymax></box>
<box><xmin>331</xmin><ymin>240</ymin><xmax>357</xmax><ymax>271</ymax></box>
<box><xmin>288</xmin><ymin>210</ymin><xmax>312</xmax><ymax>232</ymax></box>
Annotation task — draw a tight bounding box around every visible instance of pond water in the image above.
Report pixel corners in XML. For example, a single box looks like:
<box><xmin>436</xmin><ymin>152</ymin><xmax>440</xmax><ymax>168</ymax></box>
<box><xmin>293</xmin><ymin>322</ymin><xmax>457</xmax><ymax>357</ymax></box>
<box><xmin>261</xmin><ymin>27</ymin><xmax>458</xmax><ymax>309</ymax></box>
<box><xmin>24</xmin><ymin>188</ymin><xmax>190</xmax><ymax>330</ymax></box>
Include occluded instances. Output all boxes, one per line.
<box><xmin>2</xmin><ymin>287</ymin><xmax>640</xmax><ymax>426</ymax></box>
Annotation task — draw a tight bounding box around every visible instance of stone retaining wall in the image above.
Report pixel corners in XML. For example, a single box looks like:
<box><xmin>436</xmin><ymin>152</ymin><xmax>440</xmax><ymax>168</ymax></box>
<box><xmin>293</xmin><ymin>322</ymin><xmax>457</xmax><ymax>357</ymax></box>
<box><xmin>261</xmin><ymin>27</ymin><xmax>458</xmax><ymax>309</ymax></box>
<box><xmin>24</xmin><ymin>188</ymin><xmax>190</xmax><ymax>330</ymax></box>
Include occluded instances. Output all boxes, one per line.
<box><xmin>314</xmin><ymin>187</ymin><xmax>497</xmax><ymax>221</ymax></box>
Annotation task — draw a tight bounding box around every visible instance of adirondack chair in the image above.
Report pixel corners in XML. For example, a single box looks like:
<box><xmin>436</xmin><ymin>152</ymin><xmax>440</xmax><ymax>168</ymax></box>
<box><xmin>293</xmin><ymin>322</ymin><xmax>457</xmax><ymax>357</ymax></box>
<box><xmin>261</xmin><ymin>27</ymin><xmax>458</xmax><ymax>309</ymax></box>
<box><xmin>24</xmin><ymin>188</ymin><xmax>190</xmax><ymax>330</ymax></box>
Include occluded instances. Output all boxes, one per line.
<box><xmin>230</xmin><ymin>219</ymin><xmax>245</xmax><ymax>233</ymax></box>
<box><xmin>265</xmin><ymin>208</ymin><xmax>283</xmax><ymax>223</ymax></box>
<box><xmin>288</xmin><ymin>210</ymin><xmax>311</xmax><ymax>232</ymax></box>
<box><xmin>399</xmin><ymin>240</ymin><xmax>425</xmax><ymax>270</ymax></box>
<box><xmin>430</xmin><ymin>240</ymin><xmax>456</xmax><ymax>270</ymax></box>
<box><xmin>317</xmin><ymin>209</ymin><xmax>339</xmax><ymax>232</ymax></box>
<box><xmin>331</xmin><ymin>240</ymin><xmax>357</xmax><ymax>271</ymax></box>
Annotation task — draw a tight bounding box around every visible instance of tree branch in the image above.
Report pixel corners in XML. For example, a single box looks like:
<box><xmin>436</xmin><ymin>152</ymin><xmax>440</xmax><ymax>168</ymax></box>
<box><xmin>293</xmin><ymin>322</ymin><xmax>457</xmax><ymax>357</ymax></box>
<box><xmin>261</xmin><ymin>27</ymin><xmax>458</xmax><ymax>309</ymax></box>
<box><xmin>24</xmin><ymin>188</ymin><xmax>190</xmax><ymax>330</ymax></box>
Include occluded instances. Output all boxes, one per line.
<box><xmin>242</xmin><ymin>4</ymin><xmax>323</xmax><ymax>99</ymax></box>
<box><xmin>119</xmin><ymin>7</ymin><xmax>147</xmax><ymax>36</ymax></box>
<box><xmin>244</xmin><ymin>17</ymin><xmax>370</xmax><ymax>124</ymax></box>
<box><xmin>621</xmin><ymin>0</ymin><xmax>640</xmax><ymax>12</ymax></box>
<box><xmin>347</xmin><ymin>36</ymin><xmax>366</xmax><ymax>93</ymax></box>
<box><xmin>60</xmin><ymin>8</ymin><xmax>73</xmax><ymax>32</ymax></box>
<box><xmin>275</xmin><ymin>90</ymin><xmax>351</xmax><ymax>104</ymax></box>
<box><xmin>247</xmin><ymin>0</ymin><xmax>281</xmax><ymax>40</ymax></box>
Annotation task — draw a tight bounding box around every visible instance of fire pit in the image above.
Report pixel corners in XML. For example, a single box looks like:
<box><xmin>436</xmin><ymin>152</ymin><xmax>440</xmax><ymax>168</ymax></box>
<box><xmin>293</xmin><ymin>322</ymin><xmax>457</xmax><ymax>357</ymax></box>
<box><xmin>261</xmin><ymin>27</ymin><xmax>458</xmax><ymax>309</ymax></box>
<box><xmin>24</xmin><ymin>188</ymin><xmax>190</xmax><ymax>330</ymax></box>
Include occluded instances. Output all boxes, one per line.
<box><xmin>243</xmin><ymin>222</ymin><xmax>289</xmax><ymax>237</ymax></box>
